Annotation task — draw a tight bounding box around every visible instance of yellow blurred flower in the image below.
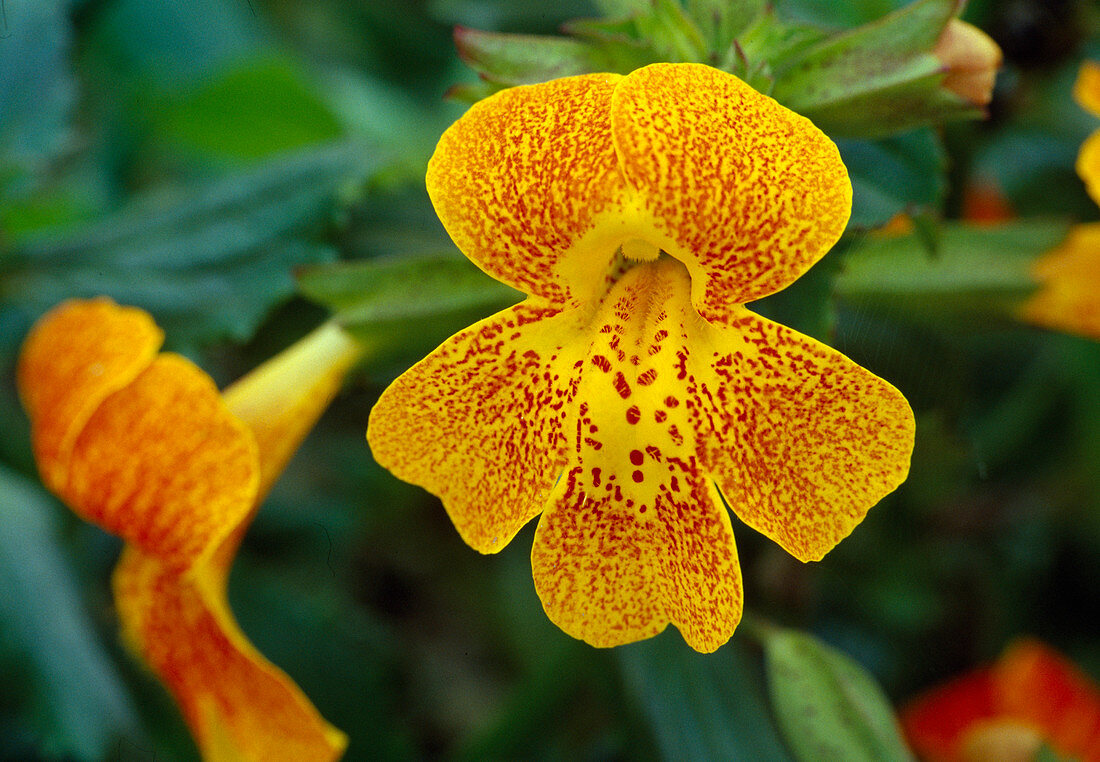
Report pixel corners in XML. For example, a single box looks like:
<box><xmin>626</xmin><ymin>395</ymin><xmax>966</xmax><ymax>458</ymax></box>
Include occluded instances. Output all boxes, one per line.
<box><xmin>1023</xmin><ymin>62</ymin><xmax>1100</xmax><ymax>339</ymax></box>
<box><xmin>368</xmin><ymin>63</ymin><xmax>915</xmax><ymax>653</ymax></box>
<box><xmin>17</xmin><ymin>298</ymin><xmax>360</xmax><ymax>761</ymax></box>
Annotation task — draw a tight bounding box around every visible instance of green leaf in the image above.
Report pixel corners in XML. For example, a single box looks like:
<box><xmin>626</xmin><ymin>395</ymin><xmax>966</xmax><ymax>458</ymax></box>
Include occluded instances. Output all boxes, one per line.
<box><xmin>2</xmin><ymin>142</ymin><xmax>375</xmax><ymax>347</ymax></box>
<box><xmin>764</xmin><ymin>629</ymin><xmax>914</xmax><ymax>762</ymax></box>
<box><xmin>686</xmin><ymin>0</ymin><xmax>768</xmax><ymax>56</ymax></box>
<box><xmin>0</xmin><ymin>0</ymin><xmax>76</xmax><ymax>202</ymax></box>
<box><xmin>772</xmin><ymin>0</ymin><xmax>980</xmax><ymax>139</ymax></box>
<box><xmin>835</xmin><ymin>219</ymin><xmax>1071</xmax><ymax>324</ymax></box>
<box><xmin>147</xmin><ymin>55</ymin><xmax>343</xmax><ymax>160</ymax></box>
<box><xmin>617</xmin><ymin>630</ymin><xmax>795</xmax><ymax>762</ymax></box>
<box><xmin>0</xmin><ymin>465</ymin><xmax>139</xmax><ymax>759</ymax></box>
<box><xmin>838</xmin><ymin>129</ymin><xmax>947</xmax><ymax>230</ymax></box>
<box><xmin>298</xmin><ymin>252</ymin><xmax>521</xmax><ymax>366</ymax></box>
<box><xmin>454</xmin><ymin>28</ymin><xmax>629</xmax><ymax>86</ymax></box>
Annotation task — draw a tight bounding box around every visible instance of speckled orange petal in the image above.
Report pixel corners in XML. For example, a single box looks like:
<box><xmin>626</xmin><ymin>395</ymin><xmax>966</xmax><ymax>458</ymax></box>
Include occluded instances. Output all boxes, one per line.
<box><xmin>113</xmin><ymin>547</ymin><xmax>346</xmax><ymax>762</ymax></box>
<box><xmin>700</xmin><ymin>312</ymin><xmax>914</xmax><ymax>561</ymax></box>
<box><xmin>368</xmin><ymin>301</ymin><xmax>579</xmax><ymax>552</ymax></box>
<box><xmin>610</xmin><ymin>63</ymin><xmax>852</xmax><ymax>323</ymax></box>
<box><xmin>1074</xmin><ymin>61</ymin><xmax>1100</xmax><ymax>118</ymax></box>
<box><xmin>61</xmin><ymin>354</ymin><xmax>258</xmax><ymax>570</ymax></box>
<box><xmin>995</xmin><ymin>640</ymin><xmax>1100</xmax><ymax>761</ymax></box>
<box><xmin>901</xmin><ymin>667</ymin><xmax>998</xmax><ymax>762</ymax></box>
<box><xmin>1021</xmin><ymin>223</ymin><xmax>1100</xmax><ymax>341</ymax></box>
<box><xmin>427</xmin><ymin>73</ymin><xmax>629</xmax><ymax>307</ymax></box>
<box><xmin>529</xmin><ymin>261</ymin><xmax>743</xmax><ymax>652</ymax></box>
<box><xmin>17</xmin><ymin>298</ymin><xmax>164</xmax><ymax>493</ymax></box>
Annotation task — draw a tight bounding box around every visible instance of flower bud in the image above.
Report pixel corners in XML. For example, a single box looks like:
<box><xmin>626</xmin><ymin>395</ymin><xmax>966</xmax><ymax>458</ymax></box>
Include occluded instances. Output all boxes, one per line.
<box><xmin>934</xmin><ymin>19</ymin><xmax>1001</xmax><ymax>106</ymax></box>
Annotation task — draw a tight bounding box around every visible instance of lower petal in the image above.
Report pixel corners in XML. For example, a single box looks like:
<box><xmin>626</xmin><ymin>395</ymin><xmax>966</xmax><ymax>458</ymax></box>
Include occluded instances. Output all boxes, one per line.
<box><xmin>113</xmin><ymin>547</ymin><xmax>346</xmax><ymax>762</ymax></box>
<box><xmin>367</xmin><ymin>301</ymin><xmax>578</xmax><ymax>553</ymax></box>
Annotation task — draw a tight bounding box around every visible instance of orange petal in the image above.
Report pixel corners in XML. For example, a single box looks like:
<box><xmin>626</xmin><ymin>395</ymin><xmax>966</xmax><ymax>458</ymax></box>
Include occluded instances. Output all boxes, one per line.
<box><xmin>900</xmin><ymin>667</ymin><xmax>999</xmax><ymax>762</ymax></box>
<box><xmin>1074</xmin><ymin>61</ymin><xmax>1100</xmax><ymax>118</ymax></box>
<box><xmin>367</xmin><ymin>301</ymin><xmax>577</xmax><ymax>552</ymax></box>
<box><xmin>17</xmin><ymin>298</ymin><xmax>164</xmax><ymax>493</ymax></box>
<box><xmin>61</xmin><ymin>354</ymin><xmax>258</xmax><ymax>570</ymax></box>
<box><xmin>113</xmin><ymin>547</ymin><xmax>346</xmax><ymax>762</ymax></box>
<box><xmin>611</xmin><ymin>63</ymin><xmax>852</xmax><ymax>322</ymax></box>
<box><xmin>995</xmin><ymin>639</ymin><xmax>1100</xmax><ymax>761</ymax></box>
<box><xmin>530</xmin><ymin>261</ymin><xmax>743</xmax><ymax>652</ymax></box>
<box><xmin>427</xmin><ymin>72</ymin><xmax>628</xmax><ymax>307</ymax></box>
<box><xmin>699</xmin><ymin>312</ymin><xmax>913</xmax><ymax>561</ymax></box>
<box><xmin>1021</xmin><ymin>223</ymin><xmax>1100</xmax><ymax>341</ymax></box>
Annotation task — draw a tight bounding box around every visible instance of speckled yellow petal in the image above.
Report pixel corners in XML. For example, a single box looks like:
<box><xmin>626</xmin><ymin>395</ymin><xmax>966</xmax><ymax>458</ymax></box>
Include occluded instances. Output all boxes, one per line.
<box><xmin>610</xmin><ymin>63</ymin><xmax>852</xmax><ymax>323</ymax></box>
<box><xmin>113</xmin><ymin>547</ymin><xmax>347</xmax><ymax>762</ymax></box>
<box><xmin>1074</xmin><ymin>61</ymin><xmax>1100</xmax><ymax>118</ymax></box>
<box><xmin>368</xmin><ymin>302</ymin><xmax>578</xmax><ymax>552</ymax></box>
<box><xmin>17</xmin><ymin>298</ymin><xmax>163</xmax><ymax>493</ymax></box>
<box><xmin>530</xmin><ymin>261</ymin><xmax>743</xmax><ymax>652</ymax></box>
<box><xmin>61</xmin><ymin>354</ymin><xmax>259</xmax><ymax>570</ymax></box>
<box><xmin>1021</xmin><ymin>223</ymin><xmax>1100</xmax><ymax>341</ymax></box>
<box><xmin>699</xmin><ymin>312</ymin><xmax>913</xmax><ymax>561</ymax></box>
<box><xmin>427</xmin><ymin>73</ymin><xmax>629</xmax><ymax>307</ymax></box>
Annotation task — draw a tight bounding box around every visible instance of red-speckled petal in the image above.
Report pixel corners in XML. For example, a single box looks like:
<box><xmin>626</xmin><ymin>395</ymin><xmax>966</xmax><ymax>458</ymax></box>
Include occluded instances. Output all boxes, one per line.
<box><xmin>427</xmin><ymin>73</ymin><xmax>632</xmax><ymax>307</ymax></box>
<box><xmin>699</xmin><ymin>312</ymin><xmax>914</xmax><ymax>562</ymax></box>
<box><xmin>367</xmin><ymin>301</ymin><xmax>580</xmax><ymax>553</ymax></box>
<box><xmin>61</xmin><ymin>354</ymin><xmax>259</xmax><ymax>571</ymax></box>
<box><xmin>17</xmin><ymin>299</ymin><xmax>163</xmax><ymax>493</ymax></box>
<box><xmin>113</xmin><ymin>548</ymin><xmax>346</xmax><ymax>762</ymax></box>
<box><xmin>530</xmin><ymin>260</ymin><xmax>743</xmax><ymax>652</ymax></box>
<box><xmin>610</xmin><ymin>63</ymin><xmax>852</xmax><ymax>322</ymax></box>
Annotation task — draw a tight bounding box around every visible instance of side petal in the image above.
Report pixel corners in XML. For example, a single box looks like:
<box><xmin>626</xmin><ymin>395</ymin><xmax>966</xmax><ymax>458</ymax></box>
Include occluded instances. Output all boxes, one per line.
<box><xmin>1021</xmin><ymin>223</ymin><xmax>1100</xmax><ymax>340</ymax></box>
<box><xmin>113</xmin><ymin>548</ymin><xmax>346</xmax><ymax>762</ymax></box>
<box><xmin>17</xmin><ymin>298</ymin><xmax>163</xmax><ymax>493</ymax></box>
<box><xmin>610</xmin><ymin>63</ymin><xmax>852</xmax><ymax>322</ymax></box>
<box><xmin>427</xmin><ymin>73</ymin><xmax>630</xmax><ymax>306</ymax></box>
<box><xmin>62</xmin><ymin>354</ymin><xmax>259</xmax><ymax>571</ymax></box>
<box><xmin>530</xmin><ymin>261</ymin><xmax>743</xmax><ymax>652</ymax></box>
<box><xmin>367</xmin><ymin>301</ymin><xmax>579</xmax><ymax>553</ymax></box>
<box><xmin>698</xmin><ymin>312</ymin><xmax>914</xmax><ymax>562</ymax></box>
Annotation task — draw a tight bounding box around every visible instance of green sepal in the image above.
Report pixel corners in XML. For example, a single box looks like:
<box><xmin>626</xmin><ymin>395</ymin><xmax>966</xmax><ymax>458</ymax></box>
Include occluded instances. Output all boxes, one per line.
<box><xmin>763</xmin><ymin>628</ymin><xmax>915</xmax><ymax>762</ymax></box>
<box><xmin>771</xmin><ymin>0</ymin><xmax>982</xmax><ymax>138</ymax></box>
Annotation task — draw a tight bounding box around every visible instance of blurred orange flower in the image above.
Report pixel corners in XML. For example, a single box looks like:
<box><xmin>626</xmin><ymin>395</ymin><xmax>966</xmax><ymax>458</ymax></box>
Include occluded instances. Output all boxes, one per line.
<box><xmin>17</xmin><ymin>298</ymin><xmax>359</xmax><ymax>761</ymax></box>
<box><xmin>368</xmin><ymin>63</ymin><xmax>915</xmax><ymax>653</ymax></box>
<box><xmin>901</xmin><ymin>639</ymin><xmax>1100</xmax><ymax>762</ymax></box>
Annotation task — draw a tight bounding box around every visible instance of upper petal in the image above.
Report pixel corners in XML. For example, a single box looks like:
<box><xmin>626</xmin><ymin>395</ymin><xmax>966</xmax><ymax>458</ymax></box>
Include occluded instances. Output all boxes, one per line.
<box><xmin>367</xmin><ymin>302</ymin><xmax>578</xmax><ymax>552</ymax></box>
<box><xmin>427</xmin><ymin>73</ymin><xmax>630</xmax><ymax>306</ymax></box>
<box><xmin>610</xmin><ymin>63</ymin><xmax>852</xmax><ymax>321</ymax></box>
<box><xmin>113</xmin><ymin>547</ymin><xmax>347</xmax><ymax>762</ymax></box>
<box><xmin>17</xmin><ymin>298</ymin><xmax>164</xmax><ymax>492</ymax></box>
<box><xmin>695</xmin><ymin>312</ymin><xmax>914</xmax><ymax>561</ymax></box>
<box><xmin>530</xmin><ymin>260</ymin><xmax>743</xmax><ymax>652</ymax></box>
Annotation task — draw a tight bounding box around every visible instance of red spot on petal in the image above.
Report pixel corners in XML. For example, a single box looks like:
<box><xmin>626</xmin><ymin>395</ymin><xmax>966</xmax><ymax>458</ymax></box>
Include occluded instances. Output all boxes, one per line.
<box><xmin>632</xmin><ymin>470</ymin><xmax>644</xmax><ymax>483</ymax></box>
<box><xmin>654</xmin><ymin>410</ymin><xmax>667</xmax><ymax>423</ymax></box>
<box><xmin>613</xmin><ymin>371</ymin><xmax>631</xmax><ymax>399</ymax></box>
<box><xmin>629</xmin><ymin>449</ymin><xmax>644</xmax><ymax>465</ymax></box>
<box><xmin>664</xmin><ymin>396</ymin><xmax>680</xmax><ymax>408</ymax></box>
<box><xmin>592</xmin><ymin>355</ymin><xmax>611</xmax><ymax>373</ymax></box>
<box><xmin>638</xmin><ymin>369</ymin><xmax>658</xmax><ymax>386</ymax></box>
<box><xmin>626</xmin><ymin>405</ymin><xmax>641</xmax><ymax>424</ymax></box>
<box><xmin>592</xmin><ymin>467</ymin><xmax>602</xmax><ymax>488</ymax></box>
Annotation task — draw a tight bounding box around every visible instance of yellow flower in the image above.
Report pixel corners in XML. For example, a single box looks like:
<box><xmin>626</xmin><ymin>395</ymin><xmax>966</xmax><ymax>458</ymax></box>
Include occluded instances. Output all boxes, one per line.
<box><xmin>1022</xmin><ymin>62</ymin><xmax>1100</xmax><ymax>339</ymax></box>
<box><xmin>17</xmin><ymin>298</ymin><xmax>360</xmax><ymax>761</ymax></box>
<box><xmin>368</xmin><ymin>63</ymin><xmax>915</xmax><ymax>653</ymax></box>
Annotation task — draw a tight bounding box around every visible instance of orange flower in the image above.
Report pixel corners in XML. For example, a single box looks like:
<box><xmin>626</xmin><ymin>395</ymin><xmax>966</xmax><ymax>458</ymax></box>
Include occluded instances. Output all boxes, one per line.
<box><xmin>17</xmin><ymin>298</ymin><xmax>360</xmax><ymax>761</ymax></box>
<box><xmin>1022</xmin><ymin>62</ymin><xmax>1100</xmax><ymax>339</ymax></box>
<box><xmin>368</xmin><ymin>63</ymin><xmax>915</xmax><ymax>652</ymax></box>
<box><xmin>902</xmin><ymin>639</ymin><xmax>1100</xmax><ymax>762</ymax></box>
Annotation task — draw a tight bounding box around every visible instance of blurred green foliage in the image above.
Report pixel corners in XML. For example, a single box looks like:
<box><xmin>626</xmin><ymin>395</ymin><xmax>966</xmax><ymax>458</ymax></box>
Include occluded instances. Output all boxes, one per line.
<box><xmin>3</xmin><ymin>0</ymin><xmax>1100</xmax><ymax>760</ymax></box>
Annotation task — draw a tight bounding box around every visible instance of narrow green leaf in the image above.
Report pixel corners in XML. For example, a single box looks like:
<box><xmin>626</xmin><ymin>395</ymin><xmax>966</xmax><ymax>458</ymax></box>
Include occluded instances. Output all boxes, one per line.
<box><xmin>2</xmin><ymin>142</ymin><xmax>375</xmax><ymax>346</ymax></box>
<box><xmin>687</xmin><ymin>0</ymin><xmax>767</xmax><ymax>57</ymax></box>
<box><xmin>0</xmin><ymin>465</ymin><xmax>139</xmax><ymax>759</ymax></box>
<box><xmin>764</xmin><ymin>629</ymin><xmax>914</xmax><ymax>762</ymax></box>
<box><xmin>454</xmin><ymin>29</ymin><xmax>621</xmax><ymax>86</ymax></box>
<box><xmin>617</xmin><ymin>630</ymin><xmax>795</xmax><ymax>762</ymax></box>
